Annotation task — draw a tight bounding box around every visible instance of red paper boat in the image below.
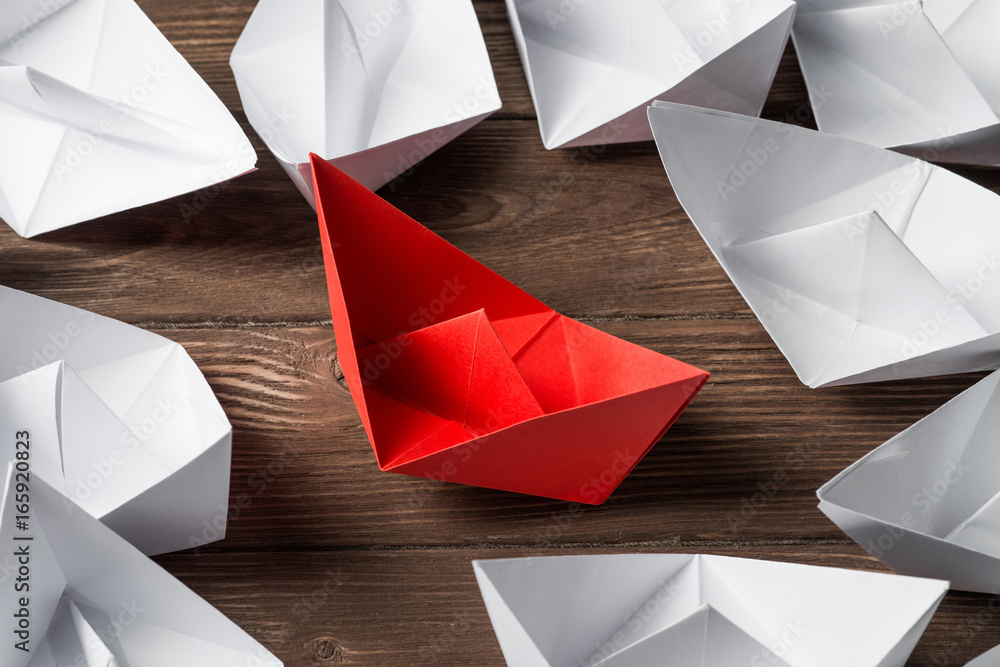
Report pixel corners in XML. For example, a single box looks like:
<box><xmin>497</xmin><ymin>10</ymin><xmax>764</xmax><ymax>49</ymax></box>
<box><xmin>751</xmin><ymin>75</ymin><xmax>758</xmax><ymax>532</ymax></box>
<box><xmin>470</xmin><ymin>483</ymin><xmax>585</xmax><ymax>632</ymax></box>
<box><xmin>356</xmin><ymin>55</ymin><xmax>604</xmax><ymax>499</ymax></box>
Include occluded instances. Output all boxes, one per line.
<box><xmin>312</xmin><ymin>155</ymin><xmax>709</xmax><ymax>504</ymax></box>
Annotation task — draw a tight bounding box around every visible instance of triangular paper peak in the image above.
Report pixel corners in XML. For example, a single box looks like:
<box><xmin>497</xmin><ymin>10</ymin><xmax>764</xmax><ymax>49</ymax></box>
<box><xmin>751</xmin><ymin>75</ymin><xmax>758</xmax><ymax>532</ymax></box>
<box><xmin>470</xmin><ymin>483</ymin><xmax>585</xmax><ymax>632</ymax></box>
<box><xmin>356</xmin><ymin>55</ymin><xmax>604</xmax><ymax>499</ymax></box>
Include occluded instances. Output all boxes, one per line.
<box><xmin>311</xmin><ymin>154</ymin><xmax>549</xmax><ymax>347</ymax></box>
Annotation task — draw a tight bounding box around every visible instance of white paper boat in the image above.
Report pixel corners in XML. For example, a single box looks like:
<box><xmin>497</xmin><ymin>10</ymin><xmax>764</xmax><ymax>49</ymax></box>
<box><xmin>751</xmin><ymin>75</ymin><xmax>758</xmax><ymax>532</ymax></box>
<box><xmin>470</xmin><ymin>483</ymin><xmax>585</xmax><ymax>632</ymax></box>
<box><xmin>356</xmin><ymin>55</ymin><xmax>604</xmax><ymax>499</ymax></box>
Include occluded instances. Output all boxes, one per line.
<box><xmin>473</xmin><ymin>554</ymin><xmax>948</xmax><ymax>667</ymax></box>
<box><xmin>792</xmin><ymin>0</ymin><xmax>1000</xmax><ymax>167</ymax></box>
<box><xmin>0</xmin><ymin>0</ymin><xmax>257</xmax><ymax>238</ymax></box>
<box><xmin>819</xmin><ymin>370</ymin><xmax>1000</xmax><ymax>593</ymax></box>
<box><xmin>230</xmin><ymin>0</ymin><xmax>501</xmax><ymax>200</ymax></box>
<box><xmin>969</xmin><ymin>645</ymin><xmax>1000</xmax><ymax>666</ymax></box>
<box><xmin>0</xmin><ymin>286</ymin><xmax>232</xmax><ymax>555</ymax></box>
<box><xmin>505</xmin><ymin>0</ymin><xmax>796</xmax><ymax>149</ymax></box>
<box><xmin>0</xmin><ymin>464</ymin><xmax>282</xmax><ymax>667</ymax></box>
<box><xmin>648</xmin><ymin>101</ymin><xmax>1000</xmax><ymax>387</ymax></box>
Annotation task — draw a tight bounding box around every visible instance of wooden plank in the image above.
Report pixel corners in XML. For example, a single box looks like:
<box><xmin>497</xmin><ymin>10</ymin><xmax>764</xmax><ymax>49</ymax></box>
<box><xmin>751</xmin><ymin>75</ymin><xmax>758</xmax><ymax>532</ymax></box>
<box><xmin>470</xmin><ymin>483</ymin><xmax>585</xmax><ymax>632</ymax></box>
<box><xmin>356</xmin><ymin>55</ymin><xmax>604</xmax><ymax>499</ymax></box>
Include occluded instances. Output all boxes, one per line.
<box><xmin>153</xmin><ymin>547</ymin><xmax>1000</xmax><ymax>666</ymax></box>
<box><xmin>145</xmin><ymin>323</ymin><xmax>987</xmax><ymax>550</ymax></box>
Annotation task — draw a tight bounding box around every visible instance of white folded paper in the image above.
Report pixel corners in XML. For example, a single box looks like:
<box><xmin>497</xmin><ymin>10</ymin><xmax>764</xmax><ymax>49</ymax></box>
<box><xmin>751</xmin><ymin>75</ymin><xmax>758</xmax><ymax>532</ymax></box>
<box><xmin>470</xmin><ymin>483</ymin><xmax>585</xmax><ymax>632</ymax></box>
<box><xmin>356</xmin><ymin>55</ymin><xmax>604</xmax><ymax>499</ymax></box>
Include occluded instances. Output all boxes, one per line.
<box><xmin>0</xmin><ymin>0</ymin><xmax>257</xmax><ymax>238</ymax></box>
<box><xmin>230</xmin><ymin>0</ymin><xmax>501</xmax><ymax>200</ymax></box>
<box><xmin>0</xmin><ymin>286</ymin><xmax>232</xmax><ymax>555</ymax></box>
<box><xmin>648</xmin><ymin>101</ymin><xmax>1000</xmax><ymax>388</ymax></box>
<box><xmin>504</xmin><ymin>0</ymin><xmax>795</xmax><ymax>150</ymax></box>
<box><xmin>0</xmin><ymin>464</ymin><xmax>282</xmax><ymax>667</ymax></box>
<box><xmin>792</xmin><ymin>0</ymin><xmax>1000</xmax><ymax>167</ymax></box>
<box><xmin>473</xmin><ymin>554</ymin><xmax>948</xmax><ymax>667</ymax></box>
<box><xmin>969</xmin><ymin>645</ymin><xmax>1000</xmax><ymax>666</ymax></box>
<box><xmin>819</xmin><ymin>370</ymin><xmax>1000</xmax><ymax>593</ymax></box>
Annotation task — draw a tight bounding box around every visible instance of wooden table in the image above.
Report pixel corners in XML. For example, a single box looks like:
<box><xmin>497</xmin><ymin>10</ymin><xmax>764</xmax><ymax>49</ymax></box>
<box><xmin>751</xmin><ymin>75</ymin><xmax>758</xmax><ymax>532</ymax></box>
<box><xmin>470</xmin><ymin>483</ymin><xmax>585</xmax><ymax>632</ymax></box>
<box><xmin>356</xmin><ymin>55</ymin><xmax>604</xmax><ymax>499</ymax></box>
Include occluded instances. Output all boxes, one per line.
<box><xmin>5</xmin><ymin>1</ymin><xmax>999</xmax><ymax>664</ymax></box>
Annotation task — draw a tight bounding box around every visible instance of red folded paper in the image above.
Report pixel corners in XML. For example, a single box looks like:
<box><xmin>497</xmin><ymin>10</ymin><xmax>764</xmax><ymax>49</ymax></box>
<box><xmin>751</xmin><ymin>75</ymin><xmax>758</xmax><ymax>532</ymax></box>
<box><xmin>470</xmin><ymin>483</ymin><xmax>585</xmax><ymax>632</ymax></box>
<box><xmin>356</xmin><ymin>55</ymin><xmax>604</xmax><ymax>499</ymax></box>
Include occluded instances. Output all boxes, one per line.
<box><xmin>312</xmin><ymin>155</ymin><xmax>709</xmax><ymax>503</ymax></box>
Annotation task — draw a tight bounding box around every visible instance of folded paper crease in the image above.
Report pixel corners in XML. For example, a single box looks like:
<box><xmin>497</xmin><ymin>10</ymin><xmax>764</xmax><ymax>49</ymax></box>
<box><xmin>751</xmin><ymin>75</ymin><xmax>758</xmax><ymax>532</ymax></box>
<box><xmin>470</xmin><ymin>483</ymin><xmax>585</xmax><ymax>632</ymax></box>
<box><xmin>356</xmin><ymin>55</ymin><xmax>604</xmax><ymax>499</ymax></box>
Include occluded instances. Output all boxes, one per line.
<box><xmin>230</xmin><ymin>0</ymin><xmax>501</xmax><ymax>199</ymax></box>
<box><xmin>819</xmin><ymin>370</ymin><xmax>1000</xmax><ymax>593</ymax></box>
<box><xmin>648</xmin><ymin>101</ymin><xmax>1000</xmax><ymax>387</ymax></box>
<box><xmin>0</xmin><ymin>0</ymin><xmax>256</xmax><ymax>237</ymax></box>
<box><xmin>473</xmin><ymin>554</ymin><xmax>949</xmax><ymax>667</ymax></box>
<box><xmin>506</xmin><ymin>0</ymin><xmax>796</xmax><ymax>149</ymax></box>
<box><xmin>0</xmin><ymin>286</ymin><xmax>232</xmax><ymax>555</ymax></box>
<box><xmin>792</xmin><ymin>0</ymin><xmax>1000</xmax><ymax>166</ymax></box>
<box><xmin>0</xmin><ymin>464</ymin><xmax>282</xmax><ymax>667</ymax></box>
<box><xmin>312</xmin><ymin>154</ymin><xmax>708</xmax><ymax>503</ymax></box>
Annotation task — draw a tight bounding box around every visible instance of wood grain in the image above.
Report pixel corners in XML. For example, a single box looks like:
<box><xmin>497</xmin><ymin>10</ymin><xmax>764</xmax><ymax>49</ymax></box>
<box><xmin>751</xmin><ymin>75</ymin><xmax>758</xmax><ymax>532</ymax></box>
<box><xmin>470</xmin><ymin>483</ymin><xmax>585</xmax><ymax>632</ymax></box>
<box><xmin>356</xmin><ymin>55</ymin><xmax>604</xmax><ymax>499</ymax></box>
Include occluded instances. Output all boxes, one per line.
<box><xmin>155</xmin><ymin>548</ymin><xmax>1000</xmax><ymax>666</ymax></box>
<box><xmin>3</xmin><ymin>0</ymin><xmax>998</xmax><ymax>664</ymax></box>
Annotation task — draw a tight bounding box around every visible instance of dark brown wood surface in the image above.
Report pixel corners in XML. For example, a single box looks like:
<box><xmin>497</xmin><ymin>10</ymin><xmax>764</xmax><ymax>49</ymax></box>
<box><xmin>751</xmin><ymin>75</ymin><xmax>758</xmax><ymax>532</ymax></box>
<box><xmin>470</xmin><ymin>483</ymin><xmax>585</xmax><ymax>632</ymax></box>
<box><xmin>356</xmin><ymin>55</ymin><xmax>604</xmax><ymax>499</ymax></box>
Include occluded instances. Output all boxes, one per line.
<box><xmin>4</xmin><ymin>1</ymin><xmax>1000</xmax><ymax>664</ymax></box>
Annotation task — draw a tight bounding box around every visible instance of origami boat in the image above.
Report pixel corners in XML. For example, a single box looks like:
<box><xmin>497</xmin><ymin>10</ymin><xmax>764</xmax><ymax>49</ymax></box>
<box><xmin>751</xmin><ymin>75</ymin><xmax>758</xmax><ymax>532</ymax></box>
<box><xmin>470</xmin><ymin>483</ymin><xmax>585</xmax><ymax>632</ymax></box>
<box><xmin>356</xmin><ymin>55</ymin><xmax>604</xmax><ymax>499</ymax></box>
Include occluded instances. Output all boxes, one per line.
<box><xmin>231</xmin><ymin>0</ymin><xmax>501</xmax><ymax>200</ymax></box>
<box><xmin>505</xmin><ymin>0</ymin><xmax>795</xmax><ymax>149</ymax></box>
<box><xmin>792</xmin><ymin>0</ymin><xmax>1000</xmax><ymax>167</ymax></box>
<box><xmin>473</xmin><ymin>554</ymin><xmax>949</xmax><ymax>667</ymax></box>
<box><xmin>648</xmin><ymin>101</ymin><xmax>1000</xmax><ymax>387</ymax></box>
<box><xmin>0</xmin><ymin>464</ymin><xmax>281</xmax><ymax>667</ymax></box>
<box><xmin>312</xmin><ymin>155</ymin><xmax>709</xmax><ymax>503</ymax></box>
<box><xmin>969</xmin><ymin>645</ymin><xmax>1000</xmax><ymax>666</ymax></box>
<box><xmin>0</xmin><ymin>0</ymin><xmax>256</xmax><ymax>237</ymax></box>
<box><xmin>0</xmin><ymin>286</ymin><xmax>232</xmax><ymax>555</ymax></box>
<box><xmin>819</xmin><ymin>370</ymin><xmax>1000</xmax><ymax>593</ymax></box>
